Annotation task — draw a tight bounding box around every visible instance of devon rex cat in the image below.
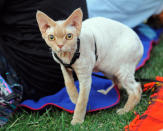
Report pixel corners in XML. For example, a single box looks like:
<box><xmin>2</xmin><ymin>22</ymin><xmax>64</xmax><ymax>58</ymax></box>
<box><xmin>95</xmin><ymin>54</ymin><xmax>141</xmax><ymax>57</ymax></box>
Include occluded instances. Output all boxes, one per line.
<box><xmin>36</xmin><ymin>8</ymin><xmax>144</xmax><ymax>125</ymax></box>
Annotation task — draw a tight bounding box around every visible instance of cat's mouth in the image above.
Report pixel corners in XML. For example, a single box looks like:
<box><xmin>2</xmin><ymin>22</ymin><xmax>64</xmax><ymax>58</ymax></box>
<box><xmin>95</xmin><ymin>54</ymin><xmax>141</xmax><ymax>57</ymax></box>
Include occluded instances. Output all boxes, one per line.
<box><xmin>52</xmin><ymin>47</ymin><xmax>63</xmax><ymax>53</ymax></box>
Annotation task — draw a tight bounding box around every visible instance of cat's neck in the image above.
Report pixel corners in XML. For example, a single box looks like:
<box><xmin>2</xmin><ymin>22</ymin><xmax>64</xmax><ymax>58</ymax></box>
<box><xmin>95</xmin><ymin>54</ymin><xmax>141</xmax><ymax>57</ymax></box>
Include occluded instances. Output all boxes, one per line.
<box><xmin>55</xmin><ymin>50</ymin><xmax>75</xmax><ymax>65</ymax></box>
<box><xmin>55</xmin><ymin>41</ymin><xmax>78</xmax><ymax>66</ymax></box>
<box><xmin>57</xmin><ymin>51</ymin><xmax>73</xmax><ymax>60</ymax></box>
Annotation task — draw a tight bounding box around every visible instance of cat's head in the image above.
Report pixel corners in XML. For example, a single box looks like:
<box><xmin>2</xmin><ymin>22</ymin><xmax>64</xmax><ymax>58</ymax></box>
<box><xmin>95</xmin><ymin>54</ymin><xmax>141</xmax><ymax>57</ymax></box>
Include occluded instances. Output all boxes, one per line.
<box><xmin>36</xmin><ymin>8</ymin><xmax>83</xmax><ymax>53</ymax></box>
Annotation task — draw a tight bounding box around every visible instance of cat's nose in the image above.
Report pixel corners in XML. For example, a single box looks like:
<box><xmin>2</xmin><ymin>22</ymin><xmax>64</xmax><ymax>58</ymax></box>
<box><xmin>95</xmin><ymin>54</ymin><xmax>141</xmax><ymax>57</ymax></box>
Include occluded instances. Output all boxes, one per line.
<box><xmin>57</xmin><ymin>45</ymin><xmax>63</xmax><ymax>49</ymax></box>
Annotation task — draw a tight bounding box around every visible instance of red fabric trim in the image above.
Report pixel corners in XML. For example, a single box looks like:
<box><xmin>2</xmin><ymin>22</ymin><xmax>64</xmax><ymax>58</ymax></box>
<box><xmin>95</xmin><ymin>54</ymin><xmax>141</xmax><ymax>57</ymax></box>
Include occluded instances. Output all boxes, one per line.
<box><xmin>18</xmin><ymin>103</ymin><xmax>74</xmax><ymax>113</ymax></box>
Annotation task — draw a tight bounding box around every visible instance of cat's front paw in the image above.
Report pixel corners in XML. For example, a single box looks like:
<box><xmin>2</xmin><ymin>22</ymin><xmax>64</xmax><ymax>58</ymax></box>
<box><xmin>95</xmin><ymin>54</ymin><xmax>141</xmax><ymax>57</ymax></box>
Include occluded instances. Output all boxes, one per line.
<box><xmin>116</xmin><ymin>108</ymin><xmax>129</xmax><ymax>115</ymax></box>
<box><xmin>71</xmin><ymin>118</ymin><xmax>84</xmax><ymax>125</ymax></box>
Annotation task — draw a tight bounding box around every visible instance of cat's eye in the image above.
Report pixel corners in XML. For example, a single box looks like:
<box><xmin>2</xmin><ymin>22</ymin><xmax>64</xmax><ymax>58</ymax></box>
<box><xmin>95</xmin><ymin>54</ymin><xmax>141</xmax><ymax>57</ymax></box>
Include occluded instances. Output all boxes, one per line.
<box><xmin>48</xmin><ymin>34</ymin><xmax>55</xmax><ymax>41</ymax></box>
<box><xmin>65</xmin><ymin>33</ymin><xmax>73</xmax><ymax>40</ymax></box>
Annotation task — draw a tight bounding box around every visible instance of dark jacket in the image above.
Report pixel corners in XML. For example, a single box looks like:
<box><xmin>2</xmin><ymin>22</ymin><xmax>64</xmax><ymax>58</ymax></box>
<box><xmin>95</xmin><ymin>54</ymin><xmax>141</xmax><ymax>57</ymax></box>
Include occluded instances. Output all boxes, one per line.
<box><xmin>0</xmin><ymin>0</ymin><xmax>88</xmax><ymax>100</ymax></box>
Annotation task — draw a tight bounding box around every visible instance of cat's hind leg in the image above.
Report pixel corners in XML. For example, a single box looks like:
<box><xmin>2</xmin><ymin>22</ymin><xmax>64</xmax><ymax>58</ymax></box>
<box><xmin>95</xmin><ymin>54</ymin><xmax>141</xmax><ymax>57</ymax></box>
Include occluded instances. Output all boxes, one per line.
<box><xmin>60</xmin><ymin>65</ymin><xmax>78</xmax><ymax>104</ymax></box>
<box><xmin>116</xmin><ymin>70</ymin><xmax>142</xmax><ymax>115</ymax></box>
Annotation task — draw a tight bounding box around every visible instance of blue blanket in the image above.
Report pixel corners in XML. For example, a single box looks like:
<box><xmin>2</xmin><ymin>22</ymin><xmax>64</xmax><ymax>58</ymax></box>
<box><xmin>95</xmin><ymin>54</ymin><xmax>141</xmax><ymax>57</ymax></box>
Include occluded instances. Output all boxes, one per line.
<box><xmin>20</xmin><ymin>25</ymin><xmax>163</xmax><ymax>113</ymax></box>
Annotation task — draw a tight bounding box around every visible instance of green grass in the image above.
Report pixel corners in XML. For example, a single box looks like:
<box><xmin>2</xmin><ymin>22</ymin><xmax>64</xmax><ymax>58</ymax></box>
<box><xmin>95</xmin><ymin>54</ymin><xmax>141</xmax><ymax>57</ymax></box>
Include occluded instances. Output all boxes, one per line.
<box><xmin>1</xmin><ymin>36</ymin><xmax>163</xmax><ymax>131</ymax></box>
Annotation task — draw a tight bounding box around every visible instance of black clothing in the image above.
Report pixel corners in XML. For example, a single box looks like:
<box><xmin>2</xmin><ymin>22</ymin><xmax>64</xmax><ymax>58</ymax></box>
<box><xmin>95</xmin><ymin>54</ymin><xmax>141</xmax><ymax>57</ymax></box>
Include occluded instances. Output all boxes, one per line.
<box><xmin>0</xmin><ymin>0</ymin><xmax>88</xmax><ymax>101</ymax></box>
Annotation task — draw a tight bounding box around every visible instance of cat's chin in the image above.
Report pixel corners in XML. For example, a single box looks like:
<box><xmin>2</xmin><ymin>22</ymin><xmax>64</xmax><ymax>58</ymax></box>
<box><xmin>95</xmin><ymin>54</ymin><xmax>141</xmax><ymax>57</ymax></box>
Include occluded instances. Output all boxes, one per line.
<box><xmin>55</xmin><ymin>50</ymin><xmax>72</xmax><ymax>54</ymax></box>
<box><xmin>61</xmin><ymin>48</ymin><xmax>73</xmax><ymax>53</ymax></box>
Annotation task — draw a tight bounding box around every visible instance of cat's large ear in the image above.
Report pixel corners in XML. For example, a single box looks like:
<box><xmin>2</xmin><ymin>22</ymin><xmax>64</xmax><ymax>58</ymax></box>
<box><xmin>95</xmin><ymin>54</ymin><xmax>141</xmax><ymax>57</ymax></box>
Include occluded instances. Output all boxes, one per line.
<box><xmin>36</xmin><ymin>11</ymin><xmax>56</xmax><ymax>36</ymax></box>
<box><xmin>64</xmin><ymin>8</ymin><xmax>83</xmax><ymax>35</ymax></box>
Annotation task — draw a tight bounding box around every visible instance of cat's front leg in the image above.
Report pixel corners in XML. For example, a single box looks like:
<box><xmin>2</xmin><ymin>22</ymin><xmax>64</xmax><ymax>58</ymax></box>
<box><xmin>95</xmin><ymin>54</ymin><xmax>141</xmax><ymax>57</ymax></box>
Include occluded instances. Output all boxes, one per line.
<box><xmin>60</xmin><ymin>65</ymin><xmax>78</xmax><ymax>104</ymax></box>
<box><xmin>71</xmin><ymin>71</ymin><xmax>92</xmax><ymax>125</ymax></box>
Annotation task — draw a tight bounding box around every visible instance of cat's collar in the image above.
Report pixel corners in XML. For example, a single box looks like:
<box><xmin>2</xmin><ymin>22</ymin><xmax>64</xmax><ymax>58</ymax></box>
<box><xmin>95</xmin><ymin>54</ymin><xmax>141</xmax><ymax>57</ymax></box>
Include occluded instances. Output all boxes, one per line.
<box><xmin>52</xmin><ymin>38</ymin><xmax>80</xmax><ymax>69</ymax></box>
<box><xmin>52</xmin><ymin>37</ymin><xmax>98</xmax><ymax>69</ymax></box>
